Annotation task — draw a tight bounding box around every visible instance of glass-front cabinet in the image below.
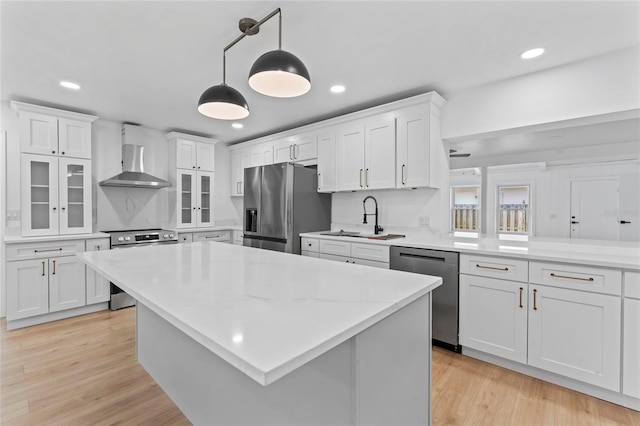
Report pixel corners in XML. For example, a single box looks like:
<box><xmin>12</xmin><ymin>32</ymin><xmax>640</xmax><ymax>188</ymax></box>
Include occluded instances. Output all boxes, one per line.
<box><xmin>176</xmin><ymin>170</ymin><xmax>214</xmax><ymax>228</ymax></box>
<box><xmin>21</xmin><ymin>154</ymin><xmax>91</xmax><ymax>236</ymax></box>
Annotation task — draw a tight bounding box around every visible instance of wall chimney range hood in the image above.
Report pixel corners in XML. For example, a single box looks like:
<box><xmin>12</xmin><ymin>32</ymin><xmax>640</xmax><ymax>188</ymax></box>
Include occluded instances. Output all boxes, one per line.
<box><xmin>99</xmin><ymin>125</ymin><xmax>170</xmax><ymax>189</ymax></box>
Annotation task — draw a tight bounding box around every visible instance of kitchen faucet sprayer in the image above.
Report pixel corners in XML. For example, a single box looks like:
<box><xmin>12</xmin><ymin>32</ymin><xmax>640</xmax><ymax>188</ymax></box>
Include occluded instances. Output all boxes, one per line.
<box><xmin>362</xmin><ymin>196</ymin><xmax>384</xmax><ymax>235</ymax></box>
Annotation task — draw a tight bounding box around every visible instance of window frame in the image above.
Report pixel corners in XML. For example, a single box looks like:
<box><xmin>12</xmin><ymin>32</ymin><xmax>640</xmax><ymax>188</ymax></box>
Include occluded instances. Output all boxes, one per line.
<box><xmin>450</xmin><ymin>185</ymin><xmax>481</xmax><ymax>233</ymax></box>
<box><xmin>495</xmin><ymin>183</ymin><xmax>533</xmax><ymax>236</ymax></box>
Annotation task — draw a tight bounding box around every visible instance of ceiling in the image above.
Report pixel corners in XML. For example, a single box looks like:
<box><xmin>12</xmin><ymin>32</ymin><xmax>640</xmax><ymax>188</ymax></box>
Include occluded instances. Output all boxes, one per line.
<box><xmin>2</xmin><ymin>1</ymin><xmax>640</xmax><ymax>153</ymax></box>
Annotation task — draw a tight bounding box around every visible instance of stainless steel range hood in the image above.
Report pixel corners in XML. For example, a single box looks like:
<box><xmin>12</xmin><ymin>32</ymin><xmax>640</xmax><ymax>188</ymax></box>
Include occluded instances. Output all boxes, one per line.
<box><xmin>99</xmin><ymin>125</ymin><xmax>170</xmax><ymax>189</ymax></box>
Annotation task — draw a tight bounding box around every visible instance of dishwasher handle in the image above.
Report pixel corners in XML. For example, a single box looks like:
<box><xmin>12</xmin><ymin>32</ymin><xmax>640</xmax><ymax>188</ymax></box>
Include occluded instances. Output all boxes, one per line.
<box><xmin>398</xmin><ymin>252</ymin><xmax>447</xmax><ymax>262</ymax></box>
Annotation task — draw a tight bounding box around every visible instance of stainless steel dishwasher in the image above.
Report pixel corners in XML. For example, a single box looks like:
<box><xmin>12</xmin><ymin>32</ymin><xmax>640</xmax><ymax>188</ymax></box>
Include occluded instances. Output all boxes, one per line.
<box><xmin>390</xmin><ymin>247</ymin><xmax>460</xmax><ymax>352</ymax></box>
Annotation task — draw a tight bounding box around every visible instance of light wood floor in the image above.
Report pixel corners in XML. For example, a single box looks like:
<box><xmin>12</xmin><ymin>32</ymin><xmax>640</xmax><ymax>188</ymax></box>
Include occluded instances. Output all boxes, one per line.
<box><xmin>1</xmin><ymin>309</ymin><xmax>639</xmax><ymax>425</ymax></box>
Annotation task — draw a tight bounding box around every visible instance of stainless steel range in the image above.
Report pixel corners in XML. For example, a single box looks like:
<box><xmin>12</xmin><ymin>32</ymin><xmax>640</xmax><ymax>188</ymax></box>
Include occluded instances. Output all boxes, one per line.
<box><xmin>105</xmin><ymin>228</ymin><xmax>178</xmax><ymax>310</ymax></box>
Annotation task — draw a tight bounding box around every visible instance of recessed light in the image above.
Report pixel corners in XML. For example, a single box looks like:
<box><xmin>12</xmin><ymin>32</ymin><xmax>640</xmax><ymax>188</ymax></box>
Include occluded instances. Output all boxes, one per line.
<box><xmin>232</xmin><ymin>123</ymin><xmax>243</xmax><ymax>129</ymax></box>
<box><xmin>330</xmin><ymin>85</ymin><xmax>346</xmax><ymax>94</ymax></box>
<box><xmin>520</xmin><ymin>48</ymin><xmax>545</xmax><ymax>59</ymax></box>
<box><xmin>60</xmin><ymin>80</ymin><xmax>81</xmax><ymax>90</ymax></box>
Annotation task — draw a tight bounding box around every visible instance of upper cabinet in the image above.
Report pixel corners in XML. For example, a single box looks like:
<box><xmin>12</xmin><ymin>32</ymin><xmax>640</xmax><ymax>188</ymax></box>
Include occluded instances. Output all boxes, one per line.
<box><xmin>12</xmin><ymin>101</ymin><xmax>97</xmax><ymax>159</ymax></box>
<box><xmin>316</xmin><ymin>131</ymin><xmax>336</xmax><ymax>192</ymax></box>
<box><xmin>167</xmin><ymin>132</ymin><xmax>216</xmax><ymax>172</ymax></box>
<box><xmin>229</xmin><ymin>142</ymin><xmax>275</xmax><ymax>197</ymax></box>
<box><xmin>273</xmin><ymin>133</ymin><xmax>317</xmax><ymax>164</ymax></box>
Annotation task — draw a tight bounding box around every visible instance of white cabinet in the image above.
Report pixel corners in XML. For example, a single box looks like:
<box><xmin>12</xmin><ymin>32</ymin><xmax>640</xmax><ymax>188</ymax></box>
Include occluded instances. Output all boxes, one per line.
<box><xmin>85</xmin><ymin>238</ymin><xmax>110</xmax><ymax>305</ymax></box>
<box><xmin>459</xmin><ymin>275</ymin><xmax>528</xmax><ymax>363</ymax></box>
<box><xmin>273</xmin><ymin>133</ymin><xmax>317</xmax><ymax>164</ymax></box>
<box><xmin>193</xmin><ymin>230</ymin><xmax>231</xmax><ymax>243</ymax></box>
<box><xmin>21</xmin><ymin>154</ymin><xmax>92</xmax><ymax>236</ymax></box>
<box><xmin>230</xmin><ymin>148</ymin><xmax>252</xmax><ymax>197</ymax></box>
<box><xmin>396</xmin><ymin>105</ymin><xmax>440</xmax><ymax>189</ymax></box>
<box><xmin>232</xmin><ymin>230</ymin><xmax>244</xmax><ymax>245</ymax></box>
<box><xmin>623</xmin><ymin>271</ymin><xmax>640</xmax><ymax>398</ymax></box>
<box><xmin>309</xmin><ymin>238</ymin><xmax>390</xmax><ymax>268</ymax></box>
<box><xmin>175</xmin><ymin>170</ymin><xmax>214</xmax><ymax>229</ymax></box>
<box><xmin>178</xmin><ymin>233</ymin><xmax>193</xmax><ymax>243</ymax></box>
<box><xmin>335</xmin><ymin>116</ymin><xmax>396</xmax><ymax>191</ymax></box>
<box><xmin>316</xmin><ymin>131</ymin><xmax>336</xmax><ymax>192</ymax></box>
<box><xmin>528</xmin><ymin>284</ymin><xmax>621</xmax><ymax>391</ymax></box>
<box><xmin>6</xmin><ymin>240</ymin><xmax>87</xmax><ymax>320</ymax></box>
<box><xmin>167</xmin><ymin>132</ymin><xmax>216</xmax><ymax>172</ymax></box>
<box><xmin>12</xmin><ymin>101</ymin><xmax>97</xmax><ymax>159</ymax></box>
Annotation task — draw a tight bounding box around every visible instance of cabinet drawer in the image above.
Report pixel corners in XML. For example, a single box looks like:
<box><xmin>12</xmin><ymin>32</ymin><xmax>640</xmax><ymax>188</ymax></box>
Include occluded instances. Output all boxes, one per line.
<box><xmin>351</xmin><ymin>242</ymin><xmax>389</xmax><ymax>262</ymax></box>
<box><xmin>625</xmin><ymin>271</ymin><xmax>640</xmax><ymax>299</ymax></box>
<box><xmin>193</xmin><ymin>231</ymin><xmax>231</xmax><ymax>243</ymax></box>
<box><xmin>85</xmin><ymin>238</ymin><xmax>110</xmax><ymax>252</ymax></box>
<box><xmin>301</xmin><ymin>238</ymin><xmax>319</xmax><ymax>253</ymax></box>
<box><xmin>319</xmin><ymin>240</ymin><xmax>350</xmax><ymax>257</ymax></box>
<box><xmin>529</xmin><ymin>261</ymin><xmax>621</xmax><ymax>296</ymax></box>
<box><xmin>7</xmin><ymin>240</ymin><xmax>85</xmax><ymax>261</ymax></box>
<box><xmin>178</xmin><ymin>233</ymin><xmax>193</xmax><ymax>243</ymax></box>
<box><xmin>460</xmin><ymin>254</ymin><xmax>528</xmax><ymax>282</ymax></box>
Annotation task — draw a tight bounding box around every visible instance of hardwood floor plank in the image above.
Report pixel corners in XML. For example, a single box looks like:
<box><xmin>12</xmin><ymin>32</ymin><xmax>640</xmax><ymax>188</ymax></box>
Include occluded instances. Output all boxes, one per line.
<box><xmin>2</xmin><ymin>311</ymin><xmax>639</xmax><ymax>425</ymax></box>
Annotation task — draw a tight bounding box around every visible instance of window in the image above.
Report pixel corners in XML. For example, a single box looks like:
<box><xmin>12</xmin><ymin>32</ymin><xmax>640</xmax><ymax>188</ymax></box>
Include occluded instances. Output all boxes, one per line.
<box><xmin>452</xmin><ymin>186</ymin><xmax>479</xmax><ymax>231</ymax></box>
<box><xmin>497</xmin><ymin>185</ymin><xmax>530</xmax><ymax>234</ymax></box>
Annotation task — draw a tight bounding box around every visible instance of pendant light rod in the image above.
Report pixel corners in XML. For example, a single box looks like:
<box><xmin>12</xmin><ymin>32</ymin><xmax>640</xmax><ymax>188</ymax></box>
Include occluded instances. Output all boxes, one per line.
<box><xmin>223</xmin><ymin>8</ymin><xmax>281</xmax><ymax>54</ymax></box>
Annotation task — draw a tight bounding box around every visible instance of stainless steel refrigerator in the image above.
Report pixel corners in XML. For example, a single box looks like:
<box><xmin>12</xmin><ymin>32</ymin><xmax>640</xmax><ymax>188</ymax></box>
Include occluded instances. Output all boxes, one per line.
<box><xmin>243</xmin><ymin>163</ymin><xmax>331</xmax><ymax>253</ymax></box>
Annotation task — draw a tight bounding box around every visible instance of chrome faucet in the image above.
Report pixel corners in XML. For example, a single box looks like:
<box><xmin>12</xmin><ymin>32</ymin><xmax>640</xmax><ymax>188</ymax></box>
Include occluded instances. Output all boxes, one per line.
<box><xmin>363</xmin><ymin>196</ymin><xmax>384</xmax><ymax>235</ymax></box>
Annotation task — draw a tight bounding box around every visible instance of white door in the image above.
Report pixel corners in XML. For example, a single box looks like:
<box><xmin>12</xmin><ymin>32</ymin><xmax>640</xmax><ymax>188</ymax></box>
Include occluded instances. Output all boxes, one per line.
<box><xmin>58</xmin><ymin>117</ymin><xmax>92</xmax><ymax>159</ymax></box>
<box><xmin>58</xmin><ymin>157</ymin><xmax>92</xmax><ymax>235</ymax></box>
<box><xmin>273</xmin><ymin>140</ymin><xmax>294</xmax><ymax>163</ymax></box>
<box><xmin>230</xmin><ymin>150</ymin><xmax>243</xmax><ymax>197</ymax></box>
<box><xmin>85</xmin><ymin>239</ymin><xmax>110</xmax><ymax>304</ymax></box>
<box><xmin>196</xmin><ymin>172</ymin><xmax>214</xmax><ymax>227</ymax></box>
<box><xmin>364</xmin><ymin>116</ymin><xmax>396</xmax><ymax>190</ymax></box>
<box><xmin>336</xmin><ymin>123</ymin><xmax>365</xmax><ymax>191</ymax></box>
<box><xmin>623</xmin><ymin>297</ymin><xmax>640</xmax><ymax>398</ymax></box>
<box><xmin>21</xmin><ymin>154</ymin><xmax>59</xmax><ymax>236</ymax></box>
<box><xmin>177</xmin><ymin>170</ymin><xmax>197</xmax><ymax>228</ymax></box>
<box><xmin>176</xmin><ymin>139</ymin><xmax>197</xmax><ymax>170</ymax></box>
<box><xmin>570</xmin><ymin>178</ymin><xmax>619</xmax><ymax>240</ymax></box>
<box><xmin>317</xmin><ymin>132</ymin><xmax>336</xmax><ymax>192</ymax></box>
<box><xmin>196</xmin><ymin>142</ymin><xmax>215</xmax><ymax>172</ymax></box>
<box><xmin>6</xmin><ymin>259</ymin><xmax>50</xmax><ymax>320</ymax></box>
<box><xmin>528</xmin><ymin>285</ymin><xmax>621</xmax><ymax>391</ymax></box>
<box><xmin>619</xmin><ymin>173</ymin><xmax>640</xmax><ymax>242</ymax></box>
<box><xmin>19</xmin><ymin>111</ymin><xmax>59</xmax><ymax>155</ymax></box>
<box><xmin>396</xmin><ymin>106</ymin><xmax>430</xmax><ymax>188</ymax></box>
<box><xmin>49</xmin><ymin>256</ymin><xmax>86</xmax><ymax>312</ymax></box>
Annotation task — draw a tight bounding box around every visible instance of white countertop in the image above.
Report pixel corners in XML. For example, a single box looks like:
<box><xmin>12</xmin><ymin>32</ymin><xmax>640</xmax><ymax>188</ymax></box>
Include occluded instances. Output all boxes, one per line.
<box><xmin>300</xmin><ymin>232</ymin><xmax>640</xmax><ymax>270</ymax></box>
<box><xmin>77</xmin><ymin>242</ymin><xmax>441</xmax><ymax>385</ymax></box>
<box><xmin>4</xmin><ymin>232</ymin><xmax>110</xmax><ymax>244</ymax></box>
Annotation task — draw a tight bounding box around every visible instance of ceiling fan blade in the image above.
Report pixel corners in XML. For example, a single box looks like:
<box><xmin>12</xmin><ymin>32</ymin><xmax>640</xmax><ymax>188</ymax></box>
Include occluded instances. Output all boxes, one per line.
<box><xmin>450</xmin><ymin>153</ymin><xmax>471</xmax><ymax>158</ymax></box>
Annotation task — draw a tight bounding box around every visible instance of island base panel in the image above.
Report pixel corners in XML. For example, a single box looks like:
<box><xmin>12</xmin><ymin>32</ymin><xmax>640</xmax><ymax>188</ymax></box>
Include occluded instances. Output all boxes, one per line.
<box><xmin>136</xmin><ymin>295</ymin><xmax>432</xmax><ymax>425</ymax></box>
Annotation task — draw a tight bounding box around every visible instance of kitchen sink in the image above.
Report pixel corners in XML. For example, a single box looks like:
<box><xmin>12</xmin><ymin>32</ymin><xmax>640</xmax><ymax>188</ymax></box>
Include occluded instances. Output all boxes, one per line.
<box><xmin>320</xmin><ymin>230</ymin><xmax>405</xmax><ymax>240</ymax></box>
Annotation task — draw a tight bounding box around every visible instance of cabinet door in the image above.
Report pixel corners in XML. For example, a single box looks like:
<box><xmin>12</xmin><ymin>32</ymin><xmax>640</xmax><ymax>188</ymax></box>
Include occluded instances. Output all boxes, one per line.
<box><xmin>21</xmin><ymin>154</ymin><xmax>59</xmax><ymax>236</ymax></box>
<box><xmin>19</xmin><ymin>111</ymin><xmax>59</xmax><ymax>155</ymax></box>
<box><xmin>364</xmin><ymin>116</ymin><xmax>396</xmax><ymax>190</ymax></box>
<box><xmin>85</xmin><ymin>239</ymin><xmax>110</xmax><ymax>304</ymax></box>
<box><xmin>178</xmin><ymin>233</ymin><xmax>193</xmax><ymax>243</ymax></box>
<box><xmin>176</xmin><ymin>139</ymin><xmax>197</xmax><ymax>170</ymax></box>
<box><xmin>6</xmin><ymin>259</ymin><xmax>50</xmax><ymax>320</ymax></box>
<box><xmin>230</xmin><ymin>150</ymin><xmax>244</xmax><ymax>197</ymax></box>
<box><xmin>196</xmin><ymin>142</ymin><xmax>216</xmax><ymax>172</ymax></box>
<box><xmin>196</xmin><ymin>171</ymin><xmax>214</xmax><ymax>227</ymax></box>
<box><xmin>274</xmin><ymin>140</ymin><xmax>294</xmax><ymax>163</ymax></box>
<box><xmin>177</xmin><ymin>170</ymin><xmax>197</xmax><ymax>228</ymax></box>
<box><xmin>317</xmin><ymin>131</ymin><xmax>336</xmax><ymax>192</ymax></box>
<box><xmin>49</xmin><ymin>256</ymin><xmax>86</xmax><ymax>312</ymax></box>
<box><xmin>251</xmin><ymin>144</ymin><xmax>273</xmax><ymax>167</ymax></box>
<box><xmin>336</xmin><ymin>123</ymin><xmax>365</xmax><ymax>191</ymax></box>
<box><xmin>623</xmin><ymin>298</ymin><xmax>640</xmax><ymax>398</ymax></box>
<box><xmin>396</xmin><ymin>106</ymin><xmax>430</xmax><ymax>188</ymax></box>
<box><xmin>58</xmin><ymin>117</ymin><xmax>92</xmax><ymax>159</ymax></box>
<box><xmin>58</xmin><ymin>158</ymin><xmax>92</xmax><ymax>235</ymax></box>
<box><xmin>293</xmin><ymin>135</ymin><xmax>317</xmax><ymax>162</ymax></box>
<box><xmin>459</xmin><ymin>275</ymin><xmax>528</xmax><ymax>363</ymax></box>
<box><xmin>528</xmin><ymin>285</ymin><xmax>621</xmax><ymax>391</ymax></box>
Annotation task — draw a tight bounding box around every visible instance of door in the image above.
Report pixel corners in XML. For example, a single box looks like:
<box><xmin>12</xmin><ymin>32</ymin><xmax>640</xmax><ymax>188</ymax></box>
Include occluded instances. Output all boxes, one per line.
<box><xmin>618</xmin><ymin>173</ymin><xmax>640</xmax><ymax>241</ymax></box>
<box><xmin>177</xmin><ymin>170</ymin><xmax>197</xmax><ymax>228</ymax></box>
<box><xmin>19</xmin><ymin>111</ymin><xmax>59</xmax><ymax>155</ymax></box>
<box><xmin>364</xmin><ymin>116</ymin><xmax>396</xmax><ymax>190</ymax></box>
<box><xmin>336</xmin><ymin>123</ymin><xmax>365</xmax><ymax>191</ymax></box>
<box><xmin>317</xmin><ymin>132</ymin><xmax>336</xmax><ymax>192</ymax></box>
<box><xmin>85</xmin><ymin>239</ymin><xmax>110</xmax><ymax>304</ymax></box>
<box><xmin>58</xmin><ymin>157</ymin><xmax>91</xmax><ymax>234</ymax></box>
<box><xmin>58</xmin><ymin>117</ymin><xmax>92</xmax><ymax>159</ymax></box>
<box><xmin>21</xmin><ymin>154</ymin><xmax>59</xmax><ymax>236</ymax></box>
<box><xmin>49</xmin><ymin>256</ymin><xmax>86</xmax><ymax>312</ymax></box>
<box><xmin>570</xmin><ymin>178</ymin><xmax>619</xmax><ymax>240</ymax></box>
<box><xmin>6</xmin><ymin>259</ymin><xmax>50</xmax><ymax>320</ymax></box>
<box><xmin>273</xmin><ymin>140</ymin><xmax>294</xmax><ymax>163</ymax></box>
<box><xmin>260</xmin><ymin>163</ymin><xmax>287</xmax><ymax>239</ymax></box>
<box><xmin>397</xmin><ymin>106</ymin><xmax>430</xmax><ymax>188</ymax></box>
<box><xmin>243</xmin><ymin>166</ymin><xmax>262</xmax><ymax>236</ymax></box>
<box><xmin>196</xmin><ymin>142</ymin><xmax>215</xmax><ymax>171</ymax></box>
<box><xmin>459</xmin><ymin>275</ymin><xmax>528</xmax><ymax>363</ymax></box>
<box><xmin>293</xmin><ymin>135</ymin><xmax>317</xmax><ymax>162</ymax></box>
<box><xmin>230</xmin><ymin>150</ymin><xmax>244</xmax><ymax>196</ymax></box>
<box><xmin>176</xmin><ymin>139</ymin><xmax>197</xmax><ymax>170</ymax></box>
<box><xmin>528</xmin><ymin>285</ymin><xmax>621</xmax><ymax>391</ymax></box>
<box><xmin>196</xmin><ymin>172</ymin><xmax>214</xmax><ymax>227</ymax></box>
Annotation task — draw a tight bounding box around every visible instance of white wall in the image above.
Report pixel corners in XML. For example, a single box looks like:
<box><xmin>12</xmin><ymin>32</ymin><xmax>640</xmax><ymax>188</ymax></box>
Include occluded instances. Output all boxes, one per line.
<box><xmin>442</xmin><ymin>47</ymin><xmax>640</xmax><ymax>139</ymax></box>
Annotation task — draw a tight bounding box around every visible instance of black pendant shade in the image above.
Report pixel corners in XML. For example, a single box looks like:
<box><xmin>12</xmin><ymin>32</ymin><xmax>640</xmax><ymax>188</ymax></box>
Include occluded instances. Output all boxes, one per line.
<box><xmin>197</xmin><ymin>84</ymin><xmax>249</xmax><ymax>120</ymax></box>
<box><xmin>248</xmin><ymin>50</ymin><xmax>311</xmax><ymax>98</ymax></box>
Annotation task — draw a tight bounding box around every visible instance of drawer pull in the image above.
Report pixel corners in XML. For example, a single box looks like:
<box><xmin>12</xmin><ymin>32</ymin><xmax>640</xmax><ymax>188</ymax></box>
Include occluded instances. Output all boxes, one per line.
<box><xmin>401</xmin><ymin>164</ymin><xmax>406</xmax><ymax>185</ymax></box>
<box><xmin>52</xmin><ymin>260</ymin><xmax>56</xmax><ymax>275</ymax></box>
<box><xmin>533</xmin><ymin>289</ymin><xmax>538</xmax><ymax>311</ymax></box>
<box><xmin>41</xmin><ymin>261</ymin><xmax>45</xmax><ymax>276</ymax></box>
<box><xmin>476</xmin><ymin>264</ymin><xmax>509</xmax><ymax>271</ymax></box>
<box><xmin>34</xmin><ymin>248</ymin><xmax>63</xmax><ymax>253</ymax></box>
<box><xmin>519</xmin><ymin>287</ymin><xmax>523</xmax><ymax>308</ymax></box>
<box><xmin>550</xmin><ymin>273</ymin><xmax>594</xmax><ymax>282</ymax></box>
<box><xmin>205</xmin><ymin>235</ymin><xmax>220</xmax><ymax>239</ymax></box>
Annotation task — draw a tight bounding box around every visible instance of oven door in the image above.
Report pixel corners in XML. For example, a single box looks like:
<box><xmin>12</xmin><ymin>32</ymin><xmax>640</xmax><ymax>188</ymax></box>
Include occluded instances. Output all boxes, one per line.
<box><xmin>109</xmin><ymin>241</ymin><xmax>178</xmax><ymax>310</ymax></box>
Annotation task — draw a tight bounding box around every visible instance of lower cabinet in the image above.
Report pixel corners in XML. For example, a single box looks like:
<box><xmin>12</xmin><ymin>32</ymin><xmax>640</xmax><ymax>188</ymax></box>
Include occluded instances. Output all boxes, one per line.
<box><xmin>623</xmin><ymin>271</ymin><xmax>640</xmax><ymax>398</ymax></box>
<box><xmin>178</xmin><ymin>233</ymin><xmax>193</xmax><ymax>243</ymax></box>
<box><xmin>85</xmin><ymin>238</ymin><xmax>110</xmax><ymax>304</ymax></box>
<box><xmin>300</xmin><ymin>237</ymin><xmax>389</xmax><ymax>268</ymax></box>
<box><xmin>232</xmin><ymin>230</ymin><xmax>243</xmax><ymax>246</ymax></box>
<box><xmin>193</xmin><ymin>230</ymin><xmax>231</xmax><ymax>243</ymax></box>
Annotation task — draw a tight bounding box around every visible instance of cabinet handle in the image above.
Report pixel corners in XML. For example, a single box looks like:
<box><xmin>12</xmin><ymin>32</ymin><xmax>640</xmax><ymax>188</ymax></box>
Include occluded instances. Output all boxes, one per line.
<box><xmin>53</xmin><ymin>207</ymin><xmax>57</xmax><ymax>211</ymax></box>
<box><xmin>294</xmin><ymin>144</ymin><xmax>299</xmax><ymax>159</ymax></box>
<box><xmin>61</xmin><ymin>207</ymin><xmax>66</xmax><ymax>211</ymax></box>
<box><xmin>205</xmin><ymin>235</ymin><xmax>219</xmax><ymax>239</ymax></box>
<box><xmin>402</xmin><ymin>164</ymin><xmax>406</xmax><ymax>185</ymax></box>
<box><xmin>193</xmin><ymin>165</ymin><xmax>196</xmax><ymax>169</ymax></box>
<box><xmin>52</xmin><ymin>260</ymin><xmax>56</xmax><ymax>275</ymax></box>
<box><xmin>290</xmin><ymin>145</ymin><xmax>294</xmax><ymax>160</ymax></box>
<box><xmin>365</xmin><ymin>169</ymin><xmax>369</xmax><ymax>187</ymax></box>
<box><xmin>52</xmin><ymin>150</ymin><xmax>56</xmax><ymax>154</ymax></box>
<box><xmin>519</xmin><ymin>287</ymin><xmax>523</xmax><ymax>308</ymax></box>
<box><xmin>550</xmin><ymin>273</ymin><xmax>594</xmax><ymax>282</ymax></box>
<box><xmin>41</xmin><ymin>261</ymin><xmax>45</xmax><ymax>276</ymax></box>
<box><xmin>61</xmin><ymin>151</ymin><xmax>65</xmax><ymax>155</ymax></box>
<box><xmin>533</xmin><ymin>289</ymin><xmax>537</xmax><ymax>311</ymax></box>
<box><xmin>359</xmin><ymin>169</ymin><xmax>364</xmax><ymax>187</ymax></box>
<box><xmin>476</xmin><ymin>264</ymin><xmax>509</xmax><ymax>271</ymax></box>
<box><xmin>96</xmin><ymin>245</ymin><xmax>101</xmax><ymax>251</ymax></box>
<box><xmin>197</xmin><ymin>166</ymin><xmax>201</xmax><ymax>169</ymax></box>
<box><xmin>34</xmin><ymin>248</ymin><xmax>63</xmax><ymax>253</ymax></box>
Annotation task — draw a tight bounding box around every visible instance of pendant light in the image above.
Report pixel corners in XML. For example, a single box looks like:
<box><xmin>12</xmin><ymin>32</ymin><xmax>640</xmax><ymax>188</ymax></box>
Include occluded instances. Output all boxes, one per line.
<box><xmin>248</xmin><ymin>11</ymin><xmax>311</xmax><ymax>98</ymax></box>
<box><xmin>197</xmin><ymin>8</ymin><xmax>310</xmax><ymax>120</ymax></box>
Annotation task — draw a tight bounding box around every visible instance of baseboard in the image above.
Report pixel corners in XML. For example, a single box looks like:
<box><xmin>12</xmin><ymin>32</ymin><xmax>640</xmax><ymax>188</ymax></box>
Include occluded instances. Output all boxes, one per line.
<box><xmin>6</xmin><ymin>303</ymin><xmax>109</xmax><ymax>330</ymax></box>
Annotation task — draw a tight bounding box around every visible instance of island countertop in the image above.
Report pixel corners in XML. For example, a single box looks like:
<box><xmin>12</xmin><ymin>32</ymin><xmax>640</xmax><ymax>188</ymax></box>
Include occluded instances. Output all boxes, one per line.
<box><xmin>77</xmin><ymin>242</ymin><xmax>441</xmax><ymax>385</ymax></box>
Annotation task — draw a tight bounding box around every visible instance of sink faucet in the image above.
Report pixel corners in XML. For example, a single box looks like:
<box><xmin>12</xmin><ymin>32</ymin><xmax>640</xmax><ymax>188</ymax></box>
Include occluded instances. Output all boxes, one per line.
<box><xmin>363</xmin><ymin>196</ymin><xmax>384</xmax><ymax>235</ymax></box>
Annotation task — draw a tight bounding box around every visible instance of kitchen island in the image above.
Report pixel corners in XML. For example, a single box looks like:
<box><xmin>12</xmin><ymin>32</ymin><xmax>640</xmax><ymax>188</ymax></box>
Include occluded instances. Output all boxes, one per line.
<box><xmin>77</xmin><ymin>242</ymin><xmax>442</xmax><ymax>425</ymax></box>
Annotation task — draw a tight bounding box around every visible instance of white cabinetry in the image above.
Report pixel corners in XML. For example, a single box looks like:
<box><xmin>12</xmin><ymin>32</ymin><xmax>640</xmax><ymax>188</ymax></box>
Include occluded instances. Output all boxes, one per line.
<box><xmin>21</xmin><ymin>154</ymin><xmax>92</xmax><ymax>236</ymax></box>
<box><xmin>193</xmin><ymin>230</ymin><xmax>231</xmax><ymax>243</ymax></box>
<box><xmin>178</xmin><ymin>233</ymin><xmax>193</xmax><ymax>243</ymax></box>
<box><xmin>623</xmin><ymin>271</ymin><xmax>640</xmax><ymax>398</ymax></box>
<box><xmin>301</xmin><ymin>238</ymin><xmax>389</xmax><ymax>268</ymax></box>
<box><xmin>230</xmin><ymin>143</ymin><xmax>274</xmax><ymax>197</ymax></box>
<box><xmin>85</xmin><ymin>238</ymin><xmax>110</xmax><ymax>304</ymax></box>
<box><xmin>316</xmin><ymin>131</ymin><xmax>336</xmax><ymax>192</ymax></box>
<box><xmin>12</xmin><ymin>101</ymin><xmax>96</xmax><ymax>159</ymax></box>
<box><xmin>6</xmin><ymin>239</ymin><xmax>86</xmax><ymax>320</ymax></box>
<box><xmin>233</xmin><ymin>230</ymin><xmax>244</xmax><ymax>245</ymax></box>
<box><xmin>273</xmin><ymin>133</ymin><xmax>317</xmax><ymax>164</ymax></box>
<box><xmin>168</xmin><ymin>134</ymin><xmax>216</xmax><ymax>172</ymax></box>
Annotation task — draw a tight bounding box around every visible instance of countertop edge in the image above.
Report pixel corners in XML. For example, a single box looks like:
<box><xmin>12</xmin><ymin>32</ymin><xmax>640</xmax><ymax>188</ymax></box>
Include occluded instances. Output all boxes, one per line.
<box><xmin>5</xmin><ymin>232</ymin><xmax>110</xmax><ymax>244</ymax></box>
